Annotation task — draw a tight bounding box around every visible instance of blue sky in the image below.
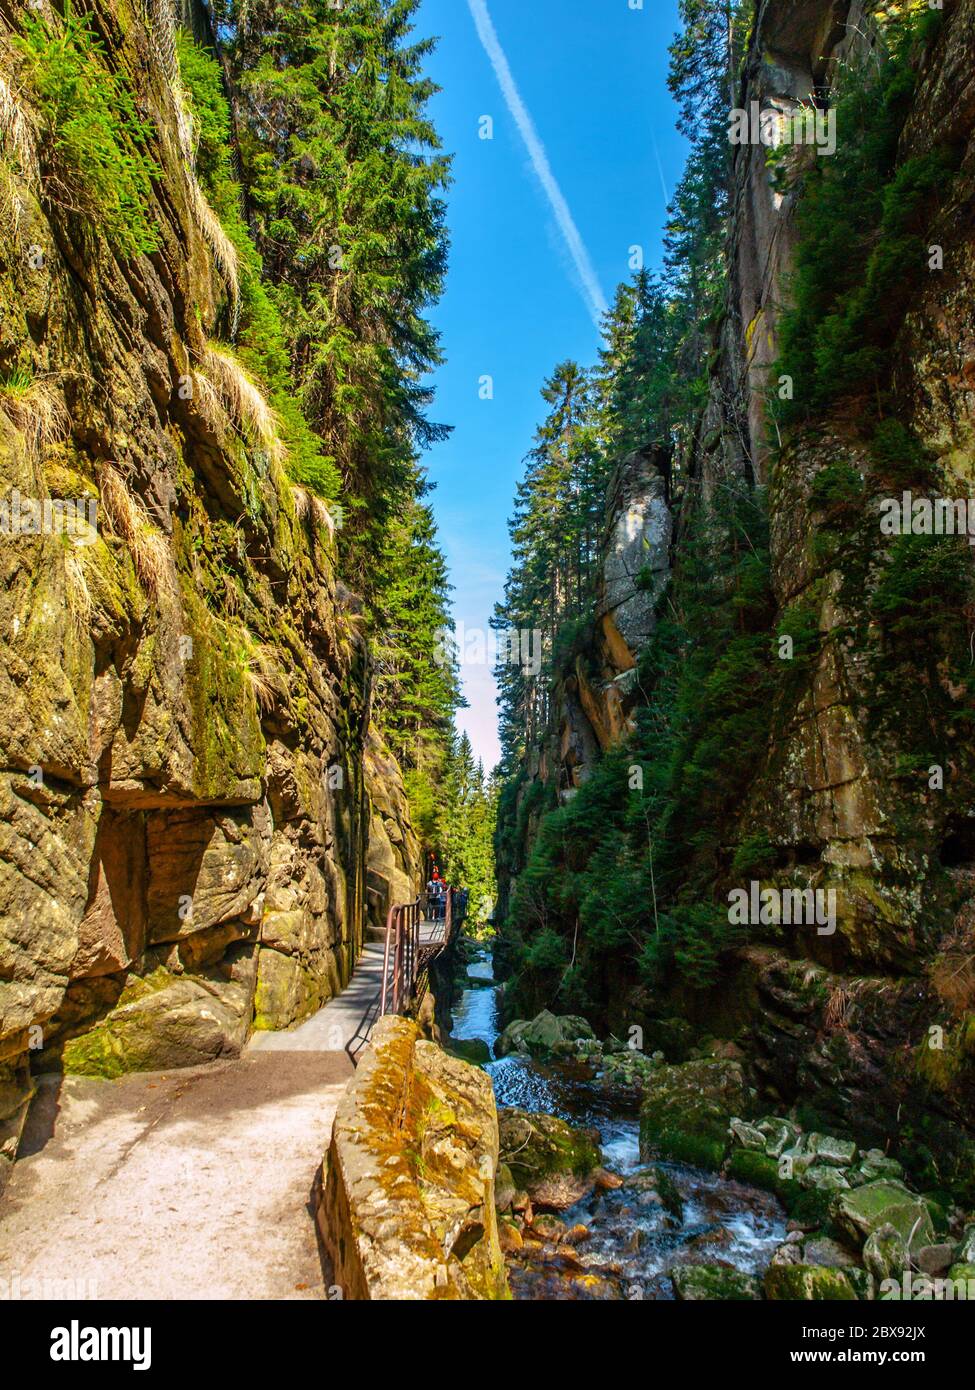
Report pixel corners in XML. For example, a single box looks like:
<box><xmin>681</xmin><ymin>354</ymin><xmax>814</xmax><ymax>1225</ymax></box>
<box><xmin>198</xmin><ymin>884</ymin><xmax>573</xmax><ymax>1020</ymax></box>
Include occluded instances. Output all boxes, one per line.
<box><xmin>416</xmin><ymin>0</ymin><xmax>686</xmax><ymax>770</ymax></box>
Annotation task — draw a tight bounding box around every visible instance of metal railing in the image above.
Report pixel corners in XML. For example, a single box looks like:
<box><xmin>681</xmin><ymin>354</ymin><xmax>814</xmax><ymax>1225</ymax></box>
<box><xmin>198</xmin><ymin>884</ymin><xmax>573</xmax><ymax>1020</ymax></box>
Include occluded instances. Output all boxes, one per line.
<box><xmin>379</xmin><ymin>887</ymin><xmax>467</xmax><ymax>1018</ymax></box>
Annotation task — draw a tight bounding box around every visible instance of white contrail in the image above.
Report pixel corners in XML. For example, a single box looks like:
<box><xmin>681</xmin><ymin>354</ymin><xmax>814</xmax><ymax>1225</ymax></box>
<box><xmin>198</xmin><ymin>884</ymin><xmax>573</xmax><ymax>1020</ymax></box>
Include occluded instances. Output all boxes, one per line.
<box><xmin>467</xmin><ymin>0</ymin><xmax>608</xmax><ymax>330</ymax></box>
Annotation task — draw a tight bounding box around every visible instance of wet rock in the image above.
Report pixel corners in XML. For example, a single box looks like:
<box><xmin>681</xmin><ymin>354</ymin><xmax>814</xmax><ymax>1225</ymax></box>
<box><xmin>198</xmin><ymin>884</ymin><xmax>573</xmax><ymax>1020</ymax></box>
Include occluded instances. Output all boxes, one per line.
<box><xmin>593</xmin><ymin>1166</ymin><xmax>624</xmax><ymax>1191</ymax></box>
<box><xmin>598</xmin><ymin>1048</ymin><xmax>660</xmax><ymax>1089</ymax></box>
<box><xmin>758</xmin><ymin>1117</ymin><xmax>801</xmax><ymax>1158</ymax></box>
<box><xmin>856</xmin><ymin>1149</ymin><xmax>904</xmax><ymax>1184</ymax></box>
<box><xmin>494</xmin><ymin>1162</ymin><xmax>516</xmax><ymax>1214</ymax></box>
<box><xmin>832</xmin><ymin>1181</ymin><xmax>936</xmax><ymax>1255</ymax></box>
<box><xmin>564</xmin><ymin>1224</ymin><xmax>590</xmax><ymax>1245</ymax></box>
<box><xmin>447</xmin><ymin>1036</ymin><xmax>491</xmax><ymax>1065</ymax></box>
<box><xmin>495</xmin><ymin>1010</ymin><xmax>596</xmax><ymax>1060</ymax></box>
<box><xmin>498</xmin><ymin>1219</ymin><xmax>523</xmax><ymax>1254</ymax></box>
<box><xmin>672</xmin><ymin>1264</ymin><xmax>762</xmax><ymax>1301</ymax></box>
<box><xmin>639</xmin><ymin>1059</ymin><xmax>755</xmax><ymax>1169</ymax></box>
<box><xmin>729</xmin><ymin>1118</ymin><xmax>767</xmax><ymax>1151</ymax></box>
<box><xmin>803</xmin><ymin>1236</ymin><xmax>859</xmax><ymax>1268</ymax></box>
<box><xmin>531</xmin><ymin>1213</ymin><xmax>567</xmax><ymax>1243</ymax></box>
<box><xmin>802</xmin><ymin>1165</ymin><xmax>851</xmax><ymax>1193</ymax></box>
<box><xmin>915</xmin><ymin>1243</ymin><xmax>957</xmax><ymax>1276</ymax></box>
<box><xmin>806</xmin><ymin>1133</ymin><xmax>857</xmax><ymax>1167</ymax></box>
<box><xmin>623</xmin><ymin>1165</ymin><xmax>684</xmax><ymax>1221</ymax></box>
<box><xmin>862</xmin><ymin>1223</ymin><xmax>908</xmax><ymax>1283</ymax></box>
<box><xmin>498</xmin><ymin>1108</ymin><xmax>601</xmax><ymax>1208</ymax></box>
<box><xmin>764</xmin><ymin>1265</ymin><xmax>859</xmax><ymax>1301</ymax></box>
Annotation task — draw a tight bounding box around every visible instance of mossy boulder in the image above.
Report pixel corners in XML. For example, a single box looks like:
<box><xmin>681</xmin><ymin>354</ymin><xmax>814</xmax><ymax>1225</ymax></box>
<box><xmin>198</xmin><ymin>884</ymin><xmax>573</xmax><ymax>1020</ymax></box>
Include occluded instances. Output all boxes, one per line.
<box><xmin>495</xmin><ymin>1010</ymin><xmax>596</xmax><ymax>1059</ymax></box>
<box><xmin>498</xmin><ymin>1108</ymin><xmax>601</xmax><ymax>1208</ymax></box>
<box><xmin>639</xmin><ymin>1060</ymin><xmax>754</xmax><ymax>1170</ymax></box>
<box><xmin>832</xmin><ymin>1180</ymin><xmax>935</xmax><ymax>1254</ymax></box>
<box><xmin>862</xmin><ymin>1223</ymin><xmax>908</xmax><ymax>1283</ymax></box>
<box><xmin>727</xmin><ymin>1148</ymin><xmax>803</xmax><ymax>1208</ymax></box>
<box><xmin>764</xmin><ymin>1264</ymin><xmax>860</xmax><ymax>1301</ymax></box>
<box><xmin>946</xmin><ymin>1263</ymin><xmax>975</xmax><ymax>1291</ymax></box>
<box><xmin>447</xmin><ymin>1036</ymin><xmax>491</xmax><ymax>1065</ymax></box>
<box><xmin>60</xmin><ymin>965</ymin><xmax>255</xmax><ymax>1077</ymax></box>
<box><xmin>672</xmin><ymin>1264</ymin><xmax>762</xmax><ymax>1300</ymax></box>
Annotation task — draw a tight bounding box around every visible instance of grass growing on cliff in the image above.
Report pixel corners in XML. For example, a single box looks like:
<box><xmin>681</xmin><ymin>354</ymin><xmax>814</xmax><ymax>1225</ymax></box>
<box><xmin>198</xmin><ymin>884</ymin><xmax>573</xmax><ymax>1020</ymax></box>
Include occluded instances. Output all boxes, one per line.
<box><xmin>0</xmin><ymin>369</ymin><xmax>69</xmax><ymax>460</ymax></box>
<box><xmin>14</xmin><ymin>1</ymin><xmax>161</xmax><ymax>257</ymax></box>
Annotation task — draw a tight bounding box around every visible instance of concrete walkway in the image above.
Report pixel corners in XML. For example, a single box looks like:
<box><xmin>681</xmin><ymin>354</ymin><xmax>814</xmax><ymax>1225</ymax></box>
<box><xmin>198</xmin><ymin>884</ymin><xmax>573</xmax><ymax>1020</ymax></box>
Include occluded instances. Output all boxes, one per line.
<box><xmin>249</xmin><ymin>941</ymin><xmax>388</xmax><ymax>1060</ymax></box>
<box><xmin>249</xmin><ymin>919</ymin><xmax>445</xmax><ymax>1061</ymax></box>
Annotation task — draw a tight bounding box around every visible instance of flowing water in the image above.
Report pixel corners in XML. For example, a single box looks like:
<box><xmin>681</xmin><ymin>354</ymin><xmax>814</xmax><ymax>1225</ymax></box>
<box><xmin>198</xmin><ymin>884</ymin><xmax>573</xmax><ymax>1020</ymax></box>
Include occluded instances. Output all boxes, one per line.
<box><xmin>451</xmin><ymin>947</ymin><xmax>786</xmax><ymax>1300</ymax></box>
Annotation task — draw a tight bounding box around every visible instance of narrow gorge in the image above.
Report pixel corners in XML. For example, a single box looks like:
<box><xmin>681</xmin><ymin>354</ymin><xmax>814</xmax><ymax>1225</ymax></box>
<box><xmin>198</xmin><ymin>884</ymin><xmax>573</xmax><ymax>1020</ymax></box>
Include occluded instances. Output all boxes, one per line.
<box><xmin>0</xmin><ymin>0</ymin><xmax>973</xmax><ymax>1331</ymax></box>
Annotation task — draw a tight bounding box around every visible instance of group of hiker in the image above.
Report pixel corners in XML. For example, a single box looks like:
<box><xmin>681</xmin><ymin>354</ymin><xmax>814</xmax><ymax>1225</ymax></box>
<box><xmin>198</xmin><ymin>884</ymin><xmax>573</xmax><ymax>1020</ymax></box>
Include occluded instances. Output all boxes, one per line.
<box><xmin>424</xmin><ymin>871</ymin><xmax>469</xmax><ymax>924</ymax></box>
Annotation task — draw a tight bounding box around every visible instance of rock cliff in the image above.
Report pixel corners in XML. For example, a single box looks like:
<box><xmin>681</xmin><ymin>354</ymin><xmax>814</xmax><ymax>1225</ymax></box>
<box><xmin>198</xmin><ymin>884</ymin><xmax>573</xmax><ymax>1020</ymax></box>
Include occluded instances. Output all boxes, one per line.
<box><xmin>0</xmin><ymin>0</ymin><xmax>420</xmax><ymax>1187</ymax></box>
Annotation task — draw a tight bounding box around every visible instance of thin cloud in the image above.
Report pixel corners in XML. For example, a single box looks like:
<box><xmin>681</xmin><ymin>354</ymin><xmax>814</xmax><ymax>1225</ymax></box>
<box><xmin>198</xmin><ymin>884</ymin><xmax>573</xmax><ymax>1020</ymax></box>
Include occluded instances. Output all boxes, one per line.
<box><xmin>467</xmin><ymin>0</ymin><xmax>608</xmax><ymax>329</ymax></box>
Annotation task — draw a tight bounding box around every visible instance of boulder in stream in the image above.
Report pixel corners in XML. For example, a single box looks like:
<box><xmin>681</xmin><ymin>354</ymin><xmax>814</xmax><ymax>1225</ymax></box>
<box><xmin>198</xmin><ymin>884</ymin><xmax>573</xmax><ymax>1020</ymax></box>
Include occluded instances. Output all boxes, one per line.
<box><xmin>498</xmin><ymin>1107</ymin><xmax>602</xmax><ymax>1209</ymax></box>
<box><xmin>831</xmin><ymin>1180</ymin><xmax>935</xmax><ymax>1254</ymax></box>
<box><xmin>639</xmin><ymin>1059</ymin><xmax>755</xmax><ymax>1169</ymax></box>
<box><xmin>672</xmin><ymin>1264</ymin><xmax>762</xmax><ymax>1301</ymax></box>
<box><xmin>495</xmin><ymin>1010</ymin><xmax>597</xmax><ymax>1059</ymax></box>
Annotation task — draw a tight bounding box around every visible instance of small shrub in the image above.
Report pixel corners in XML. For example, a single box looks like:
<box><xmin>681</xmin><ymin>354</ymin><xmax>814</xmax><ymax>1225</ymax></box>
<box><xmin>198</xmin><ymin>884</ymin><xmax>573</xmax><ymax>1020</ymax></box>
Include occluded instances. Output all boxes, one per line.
<box><xmin>15</xmin><ymin>2</ymin><xmax>161</xmax><ymax>256</ymax></box>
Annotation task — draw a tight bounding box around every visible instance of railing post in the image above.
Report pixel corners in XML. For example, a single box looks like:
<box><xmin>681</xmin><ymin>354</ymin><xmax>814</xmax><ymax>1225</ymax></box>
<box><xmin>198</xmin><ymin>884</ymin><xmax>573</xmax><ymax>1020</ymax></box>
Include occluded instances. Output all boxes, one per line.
<box><xmin>380</xmin><ymin>903</ymin><xmax>396</xmax><ymax>1016</ymax></box>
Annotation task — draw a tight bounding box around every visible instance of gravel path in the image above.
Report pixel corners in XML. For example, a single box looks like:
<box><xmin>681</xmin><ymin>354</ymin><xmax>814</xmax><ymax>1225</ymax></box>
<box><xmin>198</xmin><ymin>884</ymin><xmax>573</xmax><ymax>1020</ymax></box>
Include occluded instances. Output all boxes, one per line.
<box><xmin>0</xmin><ymin>1051</ymin><xmax>352</xmax><ymax>1301</ymax></box>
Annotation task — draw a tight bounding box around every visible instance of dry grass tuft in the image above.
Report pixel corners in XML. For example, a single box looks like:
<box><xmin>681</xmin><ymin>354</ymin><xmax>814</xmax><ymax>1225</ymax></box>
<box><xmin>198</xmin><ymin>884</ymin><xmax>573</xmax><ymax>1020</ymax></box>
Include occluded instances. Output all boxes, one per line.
<box><xmin>64</xmin><ymin>550</ymin><xmax>93</xmax><ymax>638</ymax></box>
<box><xmin>97</xmin><ymin>465</ymin><xmax>177</xmax><ymax>602</ymax></box>
<box><xmin>292</xmin><ymin>484</ymin><xmax>337</xmax><ymax>538</ymax></box>
<box><xmin>0</xmin><ymin>374</ymin><xmax>70</xmax><ymax>460</ymax></box>
<box><xmin>241</xmin><ymin>639</ymin><xmax>281</xmax><ymax>714</ymax></box>
<box><xmin>190</xmin><ymin>184</ymin><xmax>240</xmax><ymax>326</ymax></box>
<box><xmin>0</xmin><ymin>72</ymin><xmax>40</xmax><ymax>188</ymax></box>
<box><xmin>930</xmin><ymin>921</ymin><xmax>975</xmax><ymax>1020</ymax></box>
<box><xmin>197</xmin><ymin>344</ymin><xmax>285</xmax><ymax>466</ymax></box>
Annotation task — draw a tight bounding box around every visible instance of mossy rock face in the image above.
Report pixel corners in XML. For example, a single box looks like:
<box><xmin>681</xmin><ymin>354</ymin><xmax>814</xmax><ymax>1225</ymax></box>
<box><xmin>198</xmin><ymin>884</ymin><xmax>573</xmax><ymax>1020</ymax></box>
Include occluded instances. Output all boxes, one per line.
<box><xmin>946</xmin><ymin>1263</ymin><xmax>975</xmax><ymax>1292</ymax></box>
<box><xmin>639</xmin><ymin>1060</ymin><xmax>754</xmax><ymax>1170</ymax></box>
<box><xmin>60</xmin><ymin>968</ymin><xmax>254</xmax><ymax>1077</ymax></box>
<box><xmin>498</xmin><ymin>1108</ymin><xmax>601</xmax><ymax>1202</ymax></box>
<box><xmin>764</xmin><ymin>1264</ymin><xmax>859</xmax><ymax>1301</ymax></box>
<box><xmin>252</xmin><ymin>946</ymin><xmax>334</xmax><ymax>1032</ymax></box>
<box><xmin>672</xmin><ymin>1264</ymin><xmax>762</xmax><ymax>1301</ymax></box>
<box><xmin>727</xmin><ymin>1148</ymin><xmax>803</xmax><ymax>1208</ymax></box>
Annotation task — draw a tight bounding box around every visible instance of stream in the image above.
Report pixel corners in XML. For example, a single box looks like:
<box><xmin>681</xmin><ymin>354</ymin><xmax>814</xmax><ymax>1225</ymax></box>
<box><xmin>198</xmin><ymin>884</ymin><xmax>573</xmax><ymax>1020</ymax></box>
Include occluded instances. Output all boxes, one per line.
<box><xmin>451</xmin><ymin>947</ymin><xmax>786</xmax><ymax>1300</ymax></box>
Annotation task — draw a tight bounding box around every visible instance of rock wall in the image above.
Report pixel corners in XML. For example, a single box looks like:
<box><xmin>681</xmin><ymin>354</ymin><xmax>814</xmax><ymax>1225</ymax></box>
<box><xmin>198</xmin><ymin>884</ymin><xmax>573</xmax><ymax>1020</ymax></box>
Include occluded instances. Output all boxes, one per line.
<box><xmin>0</xmin><ymin>0</ymin><xmax>417</xmax><ymax>1185</ymax></box>
<box><xmin>319</xmin><ymin>1015</ymin><xmax>509</xmax><ymax>1300</ymax></box>
<box><xmin>363</xmin><ymin>727</ymin><xmax>422</xmax><ymax>937</ymax></box>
